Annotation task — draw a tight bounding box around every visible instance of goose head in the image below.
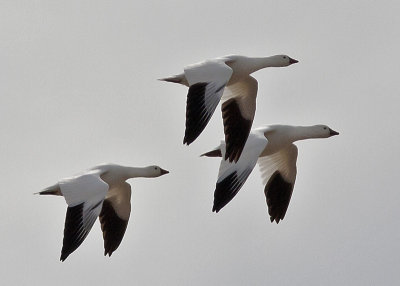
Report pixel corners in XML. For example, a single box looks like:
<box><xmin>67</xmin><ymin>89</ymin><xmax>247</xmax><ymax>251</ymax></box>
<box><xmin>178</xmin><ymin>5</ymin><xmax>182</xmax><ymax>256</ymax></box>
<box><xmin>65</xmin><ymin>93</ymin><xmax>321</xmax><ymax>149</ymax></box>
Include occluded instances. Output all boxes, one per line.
<box><xmin>146</xmin><ymin>165</ymin><xmax>170</xmax><ymax>177</ymax></box>
<box><xmin>272</xmin><ymin>55</ymin><xmax>299</xmax><ymax>67</ymax></box>
<box><xmin>313</xmin><ymin>125</ymin><xmax>340</xmax><ymax>138</ymax></box>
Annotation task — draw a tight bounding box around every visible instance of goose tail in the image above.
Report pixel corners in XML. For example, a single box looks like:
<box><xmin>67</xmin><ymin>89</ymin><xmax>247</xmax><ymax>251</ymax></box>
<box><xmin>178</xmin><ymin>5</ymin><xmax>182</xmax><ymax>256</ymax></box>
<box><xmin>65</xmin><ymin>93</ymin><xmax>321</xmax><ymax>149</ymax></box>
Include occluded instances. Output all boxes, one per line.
<box><xmin>35</xmin><ymin>183</ymin><xmax>62</xmax><ymax>196</ymax></box>
<box><xmin>158</xmin><ymin>73</ymin><xmax>187</xmax><ymax>85</ymax></box>
<box><xmin>201</xmin><ymin>148</ymin><xmax>222</xmax><ymax>158</ymax></box>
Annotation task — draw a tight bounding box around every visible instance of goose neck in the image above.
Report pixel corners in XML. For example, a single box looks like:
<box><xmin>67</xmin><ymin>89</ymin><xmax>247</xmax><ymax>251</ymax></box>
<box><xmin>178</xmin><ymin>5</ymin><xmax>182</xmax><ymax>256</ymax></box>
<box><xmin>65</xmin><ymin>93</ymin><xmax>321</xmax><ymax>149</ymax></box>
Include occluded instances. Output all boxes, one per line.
<box><xmin>123</xmin><ymin>167</ymin><xmax>150</xmax><ymax>179</ymax></box>
<box><xmin>290</xmin><ymin>126</ymin><xmax>324</xmax><ymax>142</ymax></box>
<box><xmin>248</xmin><ymin>56</ymin><xmax>280</xmax><ymax>73</ymax></box>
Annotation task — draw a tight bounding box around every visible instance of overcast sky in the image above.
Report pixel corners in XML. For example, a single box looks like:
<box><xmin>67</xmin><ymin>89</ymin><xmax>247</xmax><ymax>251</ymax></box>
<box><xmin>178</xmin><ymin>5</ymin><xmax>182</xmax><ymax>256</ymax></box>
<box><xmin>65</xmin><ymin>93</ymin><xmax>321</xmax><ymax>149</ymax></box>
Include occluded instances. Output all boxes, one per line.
<box><xmin>1</xmin><ymin>1</ymin><xmax>400</xmax><ymax>285</ymax></box>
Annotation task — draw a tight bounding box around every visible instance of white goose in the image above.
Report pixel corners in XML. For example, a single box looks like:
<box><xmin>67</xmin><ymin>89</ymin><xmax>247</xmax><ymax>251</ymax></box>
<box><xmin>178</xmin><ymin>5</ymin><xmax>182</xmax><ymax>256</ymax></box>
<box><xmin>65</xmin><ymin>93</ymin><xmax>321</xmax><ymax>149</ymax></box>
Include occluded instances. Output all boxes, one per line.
<box><xmin>202</xmin><ymin>124</ymin><xmax>339</xmax><ymax>223</ymax></box>
<box><xmin>37</xmin><ymin>163</ymin><xmax>169</xmax><ymax>261</ymax></box>
<box><xmin>160</xmin><ymin>54</ymin><xmax>298</xmax><ymax>162</ymax></box>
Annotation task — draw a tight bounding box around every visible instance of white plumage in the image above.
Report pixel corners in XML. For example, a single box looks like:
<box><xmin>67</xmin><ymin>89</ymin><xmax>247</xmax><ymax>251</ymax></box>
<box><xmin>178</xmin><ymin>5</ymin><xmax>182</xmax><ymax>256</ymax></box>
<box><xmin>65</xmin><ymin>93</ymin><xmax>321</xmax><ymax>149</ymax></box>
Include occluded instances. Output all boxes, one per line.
<box><xmin>37</xmin><ymin>163</ymin><xmax>169</xmax><ymax>261</ymax></box>
<box><xmin>160</xmin><ymin>54</ymin><xmax>298</xmax><ymax>162</ymax></box>
<box><xmin>202</xmin><ymin>124</ymin><xmax>339</xmax><ymax>223</ymax></box>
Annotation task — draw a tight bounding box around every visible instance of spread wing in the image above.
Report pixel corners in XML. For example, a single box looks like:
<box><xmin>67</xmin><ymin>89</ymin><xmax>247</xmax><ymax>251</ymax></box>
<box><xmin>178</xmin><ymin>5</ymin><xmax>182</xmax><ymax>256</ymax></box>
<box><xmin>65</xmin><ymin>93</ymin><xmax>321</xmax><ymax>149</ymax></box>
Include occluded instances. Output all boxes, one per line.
<box><xmin>58</xmin><ymin>172</ymin><xmax>109</xmax><ymax>261</ymax></box>
<box><xmin>183</xmin><ymin>60</ymin><xmax>233</xmax><ymax>145</ymax></box>
<box><xmin>212</xmin><ymin>131</ymin><xmax>267</xmax><ymax>212</ymax></box>
<box><xmin>258</xmin><ymin>144</ymin><xmax>298</xmax><ymax>223</ymax></box>
<box><xmin>222</xmin><ymin>76</ymin><xmax>258</xmax><ymax>162</ymax></box>
<box><xmin>99</xmin><ymin>182</ymin><xmax>132</xmax><ymax>257</ymax></box>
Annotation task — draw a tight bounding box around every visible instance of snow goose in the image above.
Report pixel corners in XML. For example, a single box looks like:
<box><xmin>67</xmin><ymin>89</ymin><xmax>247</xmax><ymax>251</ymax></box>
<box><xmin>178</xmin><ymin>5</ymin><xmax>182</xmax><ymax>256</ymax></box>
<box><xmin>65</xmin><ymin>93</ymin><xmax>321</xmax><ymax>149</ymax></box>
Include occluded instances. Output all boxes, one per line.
<box><xmin>202</xmin><ymin>124</ymin><xmax>339</xmax><ymax>223</ymax></box>
<box><xmin>36</xmin><ymin>163</ymin><xmax>169</xmax><ymax>261</ymax></box>
<box><xmin>160</xmin><ymin>54</ymin><xmax>298</xmax><ymax>162</ymax></box>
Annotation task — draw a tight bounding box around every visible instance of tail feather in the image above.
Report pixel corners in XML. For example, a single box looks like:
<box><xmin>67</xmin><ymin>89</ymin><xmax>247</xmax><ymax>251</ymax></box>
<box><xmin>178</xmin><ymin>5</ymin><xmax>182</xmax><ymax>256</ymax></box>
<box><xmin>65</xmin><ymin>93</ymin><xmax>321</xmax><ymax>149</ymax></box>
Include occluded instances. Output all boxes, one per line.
<box><xmin>36</xmin><ymin>190</ymin><xmax>61</xmax><ymax>196</ymax></box>
<box><xmin>35</xmin><ymin>183</ymin><xmax>62</xmax><ymax>196</ymax></box>
<box><xmin>158</xmin><ymin>74</ymin><xmax>187</xmax><ymax>85</ymax></box>
<box><xmin>201</xmin><ymin>149</ymin><xmax>222</xmax><ymax>158</ymax></box>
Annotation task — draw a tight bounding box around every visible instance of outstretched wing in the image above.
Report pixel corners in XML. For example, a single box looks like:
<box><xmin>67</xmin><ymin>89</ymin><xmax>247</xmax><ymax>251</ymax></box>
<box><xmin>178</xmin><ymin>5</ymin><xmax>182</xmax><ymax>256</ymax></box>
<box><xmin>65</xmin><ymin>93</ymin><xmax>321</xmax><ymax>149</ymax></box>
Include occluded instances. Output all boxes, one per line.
<box><xmin>258</xmin><ymin>144</ymin><xmax>298</xmax><ymax>223</ymax></box>
<box><xmin>58</xmin><ymin>172</ymin><xmax>108</xmax><ymax>261</ymax></box>
<box><xmin>99</xmin><ymin>182</ymin><xmax>131</xmax><ymax>257</ymax></box>
<box><xmin>212</xmin><ymin>131</ymin><xmax>267</xmax><ymax>212</ymax></box>
<box><xmin>183</xmin><ymin>60</ymin><xmax>233</xmax><ymax>145</ymax></box>
<box><xmin>222</xmin><ymin>76</ymin><xmax>258</xmax><ymax>162</ymax></box>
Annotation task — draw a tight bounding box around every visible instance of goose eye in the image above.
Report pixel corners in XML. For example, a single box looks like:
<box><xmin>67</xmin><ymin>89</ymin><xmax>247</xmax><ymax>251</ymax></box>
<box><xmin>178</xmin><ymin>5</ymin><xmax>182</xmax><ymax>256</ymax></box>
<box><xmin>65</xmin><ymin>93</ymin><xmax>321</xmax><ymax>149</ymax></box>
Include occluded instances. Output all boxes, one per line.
<box><xmin>283</xmin><ymin>56</ymin><xmax>287</xmax><ymax>59</ymax></box>
<box><xmin>323</xmin><ymin>127</ymin><xmax>327</xmax><ymax>130</ymax></box>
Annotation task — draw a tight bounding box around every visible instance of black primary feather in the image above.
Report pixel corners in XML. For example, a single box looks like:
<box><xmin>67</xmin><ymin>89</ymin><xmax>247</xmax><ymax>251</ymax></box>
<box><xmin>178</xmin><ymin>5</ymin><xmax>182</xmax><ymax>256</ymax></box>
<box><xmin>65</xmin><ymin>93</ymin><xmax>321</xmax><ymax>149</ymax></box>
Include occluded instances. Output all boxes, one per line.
<box><xmin>99</xmin><ymin>200</ymin><xmax>128</xmax><ymax>257</ymax></box>
<box><xmin>264</xmin><ymin>171</ymin><xmax>294</xmax><ymax>224</ymax></box>
<box><xmin>222</xmin><ymin>98</ymin><xmax>252</xmax><ymax>163</ymax></box>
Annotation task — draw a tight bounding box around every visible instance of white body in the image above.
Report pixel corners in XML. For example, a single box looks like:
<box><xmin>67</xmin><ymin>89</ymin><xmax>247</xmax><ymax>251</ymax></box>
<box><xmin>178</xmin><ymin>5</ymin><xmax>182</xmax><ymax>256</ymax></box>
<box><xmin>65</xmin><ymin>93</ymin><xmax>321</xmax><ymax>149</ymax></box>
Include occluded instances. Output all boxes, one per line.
<box><xmin>161</xmin><ymin>54</ymin><xmax>298</xmax><ymax>162</ymax></box>
<box><xmin>204</xmin><ymin>124</ymin><xmax>338</xmax><ymax>222</ymax></box>
<box><xmin>39</xmin><ymin>163</ymin><xmax>169</xmax><ymax>261</ymax></box>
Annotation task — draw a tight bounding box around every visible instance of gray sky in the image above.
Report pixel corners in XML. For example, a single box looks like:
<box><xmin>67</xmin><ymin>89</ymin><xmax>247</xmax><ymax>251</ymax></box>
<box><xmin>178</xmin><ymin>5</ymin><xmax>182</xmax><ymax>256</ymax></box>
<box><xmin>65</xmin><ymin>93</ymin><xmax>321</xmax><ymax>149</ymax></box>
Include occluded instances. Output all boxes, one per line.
<box><xmin>1</xmin><ymin>1</ymin><xmax>399</xmax><ymax>285</ymax></box>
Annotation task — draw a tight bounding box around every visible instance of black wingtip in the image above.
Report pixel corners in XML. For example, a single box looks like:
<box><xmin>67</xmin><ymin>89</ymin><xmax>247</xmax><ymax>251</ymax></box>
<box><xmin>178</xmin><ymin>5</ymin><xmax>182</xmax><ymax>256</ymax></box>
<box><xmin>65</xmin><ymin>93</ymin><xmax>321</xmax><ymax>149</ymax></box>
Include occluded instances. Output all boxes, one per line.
<box><xmin>184</xmin><ymin>82</ymin><xmax>214</xmax><ymax>145</ymax></box>
<box><xmin>212</xmin><ymin>171</ymin><xmax>250</xmax><ymax>213</ymax></box>
<box><xmin>60</xmin><ymin>203</ymin><xmax>86</xmax><ymax>263</ymax></box>
<box><xmin>269</xmin><ymin>217</ymin><xmax>281</xmax><ymax>224</ymax></box>
<box><xmin>60</xmin><ymin>253</ymin><xmax>68</xmax><ymax>262</ymax></box>
<box><xmin>224</xmin><ymin>152</ymin><xmax>241</xmax><ymax>163</ymax></box>
<box><xmin>212</xmin><ymin>205</ymin><xmax>220</xmax><ymax>213</ymax></box>
<box><xmin>183</xmin><ymin>121</ymin><xmax>202</xmax><ymax>146</ymax></box>
<box><xmin>222</xmin><ymin>98</ymin><xmax>252</xmax><ymax>163</ymax></box>
<box><xmin>99</xmin><ymin>200</ymin><xmax>128</xmax><ymax>258</ymax></box>
<box><xmin>265</xmin><ymin>172</ymin><xmax>293</xmax><ymax>224</ymax></box>
<box><xmin>183</xmin><ymin>136</ymin><xmax>194</xmax><ymax>145</ymax></box>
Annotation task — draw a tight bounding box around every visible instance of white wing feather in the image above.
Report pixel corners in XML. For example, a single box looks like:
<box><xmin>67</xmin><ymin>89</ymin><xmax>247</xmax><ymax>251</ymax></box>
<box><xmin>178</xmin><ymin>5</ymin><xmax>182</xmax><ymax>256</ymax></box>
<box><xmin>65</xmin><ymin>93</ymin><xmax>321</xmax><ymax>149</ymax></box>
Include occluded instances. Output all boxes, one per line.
<box><xmin>212</xmin><ymin>130</ymin><xmax>268</xmax><ymax>212</ymax></box>
<box><xmin>59</xmin><ymin>171</ymin><xmax>108</xmax><ymax>206</ymax></box>
<box><xmin>184</xmin><ymin>60</ymin><xmax>233</xmax><ymax>87</ymax></box>
<box><xmin>258</xmin><ymin>144</ymin><xmax>298</xmax><ymax>185</ymax></box>
<box><xmin>221</xmin><ymin>76</ymin><xmax>258</xmax><ymax>120</ymax></box>
<box><xmin>59</xmin><ymin>171</ymin><xmax>109</xmax><ymax>231</ymax></box>
<box><xmin>182</xmin><ymin>60</ymin><xmax>234</xmax><ymax>145</ymax></box>
<box><xmin>217</xmin><ymin>130</ymin><xmax>268</xmax><ymax>182</ymax></box>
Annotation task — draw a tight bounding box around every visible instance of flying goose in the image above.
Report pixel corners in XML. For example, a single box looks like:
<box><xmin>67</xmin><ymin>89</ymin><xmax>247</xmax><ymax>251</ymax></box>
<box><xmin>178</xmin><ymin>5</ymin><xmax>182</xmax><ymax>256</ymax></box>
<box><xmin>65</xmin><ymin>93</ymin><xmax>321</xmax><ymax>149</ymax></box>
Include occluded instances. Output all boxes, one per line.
<box><xmin>37</xmin><ymin>163</ymin><xmax>169</xmax><ymax>261</ymax></box>
<box><xmin>202</xmin><ymin>124</ymin><xmax>338</xmax><ymax>223</ymax></box>
<box><xmin>160</xmin><ymin>54</ymin><xmax>298</xmax><ymax>162</ymax></box>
